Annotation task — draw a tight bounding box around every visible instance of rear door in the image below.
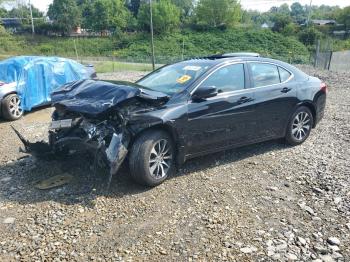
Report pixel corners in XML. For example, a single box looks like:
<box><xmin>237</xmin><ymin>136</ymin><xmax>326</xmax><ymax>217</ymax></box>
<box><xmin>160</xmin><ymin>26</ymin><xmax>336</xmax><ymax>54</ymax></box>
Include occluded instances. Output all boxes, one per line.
<box><xmin>248</xmin><ymin>62</ymin><xmax>298</xmax><ymax>139</ymax></box>
<box><xmin>185</xmin><ymin>63</ymin><xmax>257</xmax><ymax>155</ymax></box>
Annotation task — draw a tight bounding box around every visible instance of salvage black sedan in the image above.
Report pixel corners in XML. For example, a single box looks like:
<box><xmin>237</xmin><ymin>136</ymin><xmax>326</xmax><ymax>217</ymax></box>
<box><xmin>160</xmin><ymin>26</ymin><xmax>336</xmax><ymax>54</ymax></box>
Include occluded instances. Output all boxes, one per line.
<box><xmin>15</xmin><ymin>54</ymin><xmax>327</xmax><ymax>187</ymax></box>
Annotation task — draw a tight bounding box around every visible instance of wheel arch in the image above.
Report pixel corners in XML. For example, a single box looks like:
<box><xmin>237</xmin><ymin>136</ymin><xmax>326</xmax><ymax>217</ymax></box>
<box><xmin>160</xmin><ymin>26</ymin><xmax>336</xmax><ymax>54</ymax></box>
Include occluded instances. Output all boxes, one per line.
<box><xmin>283</xmin><ymin>101</ymin><xmax>316</xmax><ymax>136</ymax></box>
<box><xmin>4</xmin><ymin>91</ymin><xmax>18</xmax><ymax>96</ymax></box>
<box><xmin>298</xmin><ymin>101</ymin><xmax>317</xmax><ymax>128</ymax></box>
<box><xmin>129</xmin><ymin>123</ymin><xmax>185</xmax><ymax>166</ymax></box>
<box><xmin>1</xmin><ymin>91</ymin><xmax>18</xmax><ymax>104</ymax></box>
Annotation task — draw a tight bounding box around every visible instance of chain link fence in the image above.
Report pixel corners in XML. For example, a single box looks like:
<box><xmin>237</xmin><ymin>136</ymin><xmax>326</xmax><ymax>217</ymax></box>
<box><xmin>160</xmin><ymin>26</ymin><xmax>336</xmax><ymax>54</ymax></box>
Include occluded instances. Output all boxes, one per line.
<box><xmin>328</xmin><ymin>51</ymin><xmax>350</xmax><ymax>71</ymax></box>
<box><xmin>312</xmin><ymin>38</ymin><xmax>350</xmax><ymax>72</ymax></box>
<box><xmin>313</xmin><ymin>50</ymin><xmax>350</xmax><ymax>71</ymax></box>
<box><xmin>313</xmin><ymin>51</ymin><xmax>332</xmax><ymax>70</ymax></box>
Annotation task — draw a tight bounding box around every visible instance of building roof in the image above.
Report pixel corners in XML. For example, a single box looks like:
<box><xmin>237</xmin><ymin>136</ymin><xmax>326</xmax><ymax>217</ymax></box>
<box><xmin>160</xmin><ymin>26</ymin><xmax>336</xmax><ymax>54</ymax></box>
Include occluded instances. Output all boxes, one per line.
<box><xmin>311</xmin><ymin>19</ymin><xmax>336</xmax><ymax>26</ymax></box>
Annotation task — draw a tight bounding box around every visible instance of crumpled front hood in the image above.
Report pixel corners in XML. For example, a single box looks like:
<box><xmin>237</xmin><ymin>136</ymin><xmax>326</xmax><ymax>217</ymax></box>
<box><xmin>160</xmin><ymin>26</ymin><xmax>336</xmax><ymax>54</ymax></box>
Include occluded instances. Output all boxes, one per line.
<box><xmin>51</xmin><ymin>79</ymin><xmax>165</xmax><ymax>115</ymax></box>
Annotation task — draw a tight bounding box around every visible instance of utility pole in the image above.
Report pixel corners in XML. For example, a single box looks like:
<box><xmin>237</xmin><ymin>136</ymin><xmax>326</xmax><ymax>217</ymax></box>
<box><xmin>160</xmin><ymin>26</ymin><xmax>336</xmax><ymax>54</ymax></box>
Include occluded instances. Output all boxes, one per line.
<box><xmin>28</xmin><ymin>0</ymin><xmax>35</xmax><ymax>35</ymax></box>
<box><xmin>150</xmin><ymin>0</ymin><xmax>155</xmax><ymax>70</ymax></box>
<box><xmin>306</xmin><ymin>0</ymin><xmax>313</xmax><ymax>26</ymax></box>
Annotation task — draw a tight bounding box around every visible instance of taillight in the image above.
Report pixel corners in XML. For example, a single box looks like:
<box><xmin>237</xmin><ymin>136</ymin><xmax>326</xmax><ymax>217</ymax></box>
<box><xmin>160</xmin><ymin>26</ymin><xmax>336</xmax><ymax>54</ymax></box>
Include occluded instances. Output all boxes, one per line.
<box><xmin>0</xmin><ymin>81</ymin><xmax>5</xmax><ymax>87</ymax></box>
<box><xmin>320</xmin><ymin>83</ymin><xmax>328</xmax><ymax>94</ymax></box>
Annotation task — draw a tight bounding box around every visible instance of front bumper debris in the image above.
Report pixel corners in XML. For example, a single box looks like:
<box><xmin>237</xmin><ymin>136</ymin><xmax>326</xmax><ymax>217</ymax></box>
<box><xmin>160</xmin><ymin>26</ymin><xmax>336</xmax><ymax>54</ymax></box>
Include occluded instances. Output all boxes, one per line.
<box><xmin>11</xmin><ymin>119</ymin><xmax>129</xmax><ymax>189</ymax></box>
<box><xmin>11</xmin><ymin>126</ymin><xmax>52</xmax><ymax>155</ymax></box>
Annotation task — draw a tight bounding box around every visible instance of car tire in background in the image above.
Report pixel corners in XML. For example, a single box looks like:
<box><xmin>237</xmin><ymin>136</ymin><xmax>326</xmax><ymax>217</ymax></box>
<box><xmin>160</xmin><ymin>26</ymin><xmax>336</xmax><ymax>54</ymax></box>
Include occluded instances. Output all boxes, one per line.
<box><xmin>285</xmin><ymin>106</ymin><xmax>314</xmax><ymax>146</ymax></box>
<box><xmin>129</xmin><ymin>130</ymin><xmax>175</xmax><ymax>187</ymax></box>
<box><xmin>2</xmin><ymin>94</ymin><xmax>24</xmax><ymax>121</ymax></box>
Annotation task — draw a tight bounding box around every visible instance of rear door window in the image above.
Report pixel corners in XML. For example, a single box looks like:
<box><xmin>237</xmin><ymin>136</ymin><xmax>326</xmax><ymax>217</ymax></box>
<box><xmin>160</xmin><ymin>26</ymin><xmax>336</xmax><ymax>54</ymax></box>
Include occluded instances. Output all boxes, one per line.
<box><xmin>250</xmin><ymin>63</ymin><xmax>280</xmax><ymax>88</ymax></box>
<box><xmin>278</xmin><ymin>67</ymin><xmax>292</xmax><ymax>82</ymax></box>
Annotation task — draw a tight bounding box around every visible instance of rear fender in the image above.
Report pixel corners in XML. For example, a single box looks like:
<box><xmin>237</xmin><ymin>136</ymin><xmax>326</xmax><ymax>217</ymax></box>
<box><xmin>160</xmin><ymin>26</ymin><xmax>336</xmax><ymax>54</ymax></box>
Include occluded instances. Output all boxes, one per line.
<box><xmin>283</xmin><ymin>101</ymin><xmax>316</xmax><ymax>136</ymax></box>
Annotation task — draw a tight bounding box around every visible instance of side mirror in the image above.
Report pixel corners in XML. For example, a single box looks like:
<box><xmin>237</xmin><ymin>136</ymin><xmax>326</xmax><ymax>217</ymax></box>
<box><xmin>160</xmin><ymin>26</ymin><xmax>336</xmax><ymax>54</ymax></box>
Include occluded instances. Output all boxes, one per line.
<box><xmin>192</xmin><ymin>86</ymin><xmax>218</xmax><ymax>101</ymax></box>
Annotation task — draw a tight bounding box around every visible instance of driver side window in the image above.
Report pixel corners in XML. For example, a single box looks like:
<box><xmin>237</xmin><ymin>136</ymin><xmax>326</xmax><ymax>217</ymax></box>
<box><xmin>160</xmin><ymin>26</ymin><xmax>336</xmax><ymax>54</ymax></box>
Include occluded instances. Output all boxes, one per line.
<box><xmin>200</xmin><ymin>63</ymin><xmax>245</xmax><ymax>93</ymax></box>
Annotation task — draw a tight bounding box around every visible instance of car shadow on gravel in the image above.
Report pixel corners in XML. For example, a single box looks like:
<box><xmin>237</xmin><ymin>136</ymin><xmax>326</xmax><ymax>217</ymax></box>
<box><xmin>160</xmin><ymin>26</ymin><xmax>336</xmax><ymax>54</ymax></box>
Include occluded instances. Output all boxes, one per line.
<box><xmin>0</xmin><ymin>139</ymin><xmax>289</xmax><ymax>207</ymax></box>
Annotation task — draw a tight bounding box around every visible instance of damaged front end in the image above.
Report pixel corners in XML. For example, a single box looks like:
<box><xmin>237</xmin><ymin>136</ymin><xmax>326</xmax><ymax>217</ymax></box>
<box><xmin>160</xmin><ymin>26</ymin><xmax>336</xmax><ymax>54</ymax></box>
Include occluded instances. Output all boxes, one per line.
<box><xmin>12</xmin><ymin>106</ymin><xmax>130</xmax><ymax>188</ymax></box>
<box><xmin>12</xmin><ymin>79</ymin><xmax>169</xmax><ymax>187</ymax></box>
<box><xmin>49</xmin><ymin>106</ymin><xmax>130</xmax><ymax>186</ymax></box>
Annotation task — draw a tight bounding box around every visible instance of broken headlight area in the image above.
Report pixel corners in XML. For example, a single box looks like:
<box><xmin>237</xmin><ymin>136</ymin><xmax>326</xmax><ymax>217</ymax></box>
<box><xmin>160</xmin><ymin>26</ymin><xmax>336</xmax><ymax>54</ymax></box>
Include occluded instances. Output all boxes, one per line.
<box><xmin>13</xmin><ymin>108</ymin><xmax>130</xmax><ymax>185</ymax></box>
<box><xmin>49</xmin><ymin>109</ymin><xmax>130</xmax><ymax>175</ymax></box>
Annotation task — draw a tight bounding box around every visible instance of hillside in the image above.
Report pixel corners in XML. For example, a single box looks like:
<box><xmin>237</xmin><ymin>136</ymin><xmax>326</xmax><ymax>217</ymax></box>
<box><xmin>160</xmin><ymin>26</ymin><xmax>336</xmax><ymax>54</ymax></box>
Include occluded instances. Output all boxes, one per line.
<box><xmin>0</xmin><ymin>28</ymin><xmax>310</xmax><ymax>63</ymax></box>
<box><xmin>115</xmin><ymin>29</ymin><xmax>310</xmax><ymax>63</ymax></box>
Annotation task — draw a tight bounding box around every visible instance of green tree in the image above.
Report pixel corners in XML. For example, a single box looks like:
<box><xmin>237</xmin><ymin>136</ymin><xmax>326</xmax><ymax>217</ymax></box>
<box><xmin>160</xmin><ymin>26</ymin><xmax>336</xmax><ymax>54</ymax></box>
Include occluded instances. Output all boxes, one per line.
<box><xmin>311</xmin><ymin>5</ymin><xmax>340</xmax><ymax>20</ymax></box>
<box><xmin>86</xmin><ymin>0</ymin><xmax>131</xmax><ymax>33</ymax></box>
<box><xmin>138</xmin><ymin>0</ymin><xmax>180</xmax><ymax>34</ymax></box>
<box><xmin>278</xmin><ymin>3</ymin><xmax>290</xmax><ymax>15</ymax></box>
<box><xmin>171</xmin><ymin>0</ymin><xmax>194</xmax><ymax>20</ymax></box>
<box><xmin>271</xmin><ymin>14</ymin><xmax>292</xmax><ymax>33</ymax></box>
<box><xmin>248</xmin><ymin>10</ymin><xmax>271</xmax><ymax>26</ymax></box>
<box><xmin>76</xmin><ymin>0</ymin><xmax>94</xmax><ymax>29</ymax></box>
<box><xmin>281</xmin><ymin>22</ymin><xmax>298</xmax><ymax>36</ymax></box>
<box><xmin>48</xmin><ymin>0</ymin><xmax>81</xmax><ymax>36</ymax></box>
<box><xmin>91</xmin><ymin>0</ymin><xmax>109</xmax><ymax>33</ymax></box>
<box><xmin>335</xmin><ymin>6</ymin><xmax>350</xmax><ymax>34</ymax></box>
<box><xmin>290</xmin><ymin>2</ymin><xmax>306</xmax><ymax>23</ymax></box>
<box><xmin>194</xmin><ymin>0</ymin><xmax>241</xmax><ymax>29</ymax></box>
<box><xmin>127</xmin><ymin>0</ymin><xmax>141</xmax><ymax>17</ymax></box>
<box><xmin>298</xmin><ymin>26</ymin><xmax>322</xmax><ymax>46</ymax></box>
<box><xmin>0</xmin><ymin>7</ymin><xmax>7</xmax><ymax>18</ymax></box>
<box><xmin>7</xmin><ymin>4</ymin><xmax>43</xmax><ymax>21</ymax></box>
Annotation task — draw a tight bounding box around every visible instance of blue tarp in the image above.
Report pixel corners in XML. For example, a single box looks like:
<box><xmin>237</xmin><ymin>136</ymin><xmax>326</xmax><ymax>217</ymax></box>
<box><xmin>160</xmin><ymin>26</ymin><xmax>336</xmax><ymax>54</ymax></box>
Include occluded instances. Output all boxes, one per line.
<box><xmin>0</xmin><ymin>56</ymin><xmax>91</xmax><ymax>111</ymax></box>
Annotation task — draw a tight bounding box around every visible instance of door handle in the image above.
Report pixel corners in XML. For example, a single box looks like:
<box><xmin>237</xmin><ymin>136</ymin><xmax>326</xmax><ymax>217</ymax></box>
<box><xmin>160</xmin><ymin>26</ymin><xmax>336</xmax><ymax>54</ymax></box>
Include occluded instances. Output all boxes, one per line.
<box><xmin>237</xmin><ymin>96</ymin><xmax>251</xmax><ymax>104</ymax></box>
<box><xmin>281</xmin><ymin>87</ymin><xmax>292</xmax><ymax>93</ymax></box>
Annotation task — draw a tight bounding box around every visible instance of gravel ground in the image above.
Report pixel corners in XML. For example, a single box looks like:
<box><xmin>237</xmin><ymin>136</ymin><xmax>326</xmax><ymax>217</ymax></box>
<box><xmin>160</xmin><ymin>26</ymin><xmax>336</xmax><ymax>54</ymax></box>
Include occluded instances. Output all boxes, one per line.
<box><xmin>0</xmin><ymin>67</ymin><xmax>349</xmax><ymax>261</ymax></box>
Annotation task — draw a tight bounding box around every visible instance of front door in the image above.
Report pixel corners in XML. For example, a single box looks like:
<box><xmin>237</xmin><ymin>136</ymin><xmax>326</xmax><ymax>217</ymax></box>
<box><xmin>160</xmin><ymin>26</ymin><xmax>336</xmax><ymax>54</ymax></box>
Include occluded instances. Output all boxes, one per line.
<box><xmin>185</xmin><ymin>63</ymin><xmax>257</xmax><ymax>156</ymax></box>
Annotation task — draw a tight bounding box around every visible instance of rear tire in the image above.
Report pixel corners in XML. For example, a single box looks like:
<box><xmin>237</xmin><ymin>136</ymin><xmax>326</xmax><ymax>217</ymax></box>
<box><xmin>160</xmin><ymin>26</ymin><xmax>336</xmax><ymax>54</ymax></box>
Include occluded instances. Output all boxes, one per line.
<box><xmin>285</xmin><ymin>106</ymin><xmax>313</xmax><ymax>146</ymax></box>
<box><xmin>2</xmin><ymin>94</ymin><xmax>23</xmax><ymax>121</ymax></box>
<box><xmin>129</xmin><ymin>130</ymin><xmax>175</xmax><ymax>187</ymax></box>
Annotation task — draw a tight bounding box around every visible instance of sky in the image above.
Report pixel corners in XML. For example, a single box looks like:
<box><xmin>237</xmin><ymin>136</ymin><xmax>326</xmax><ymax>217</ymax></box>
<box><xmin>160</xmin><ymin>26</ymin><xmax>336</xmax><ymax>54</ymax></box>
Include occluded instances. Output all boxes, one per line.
<box><xmin>10</xmin><ymin>0</ymin><xmax>350</xmax><ymax>13</ymax></box>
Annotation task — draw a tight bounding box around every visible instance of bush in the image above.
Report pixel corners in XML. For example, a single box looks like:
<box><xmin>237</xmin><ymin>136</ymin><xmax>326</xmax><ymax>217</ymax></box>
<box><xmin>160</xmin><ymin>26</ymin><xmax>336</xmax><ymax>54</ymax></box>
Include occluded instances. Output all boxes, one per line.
<box><xmin>298</xmin><ymin>27</ymin><xmax>323</xmax><ymax>46</ymax></box>
<box><xmin>0</xmin><ymin>25</ymin><xmax>7</xmax><ymax>36</ymax></box>
<box><xmin>115</xmin><ymin>29</ymin><xmax>310</xmax><ymax>63</ymax></box>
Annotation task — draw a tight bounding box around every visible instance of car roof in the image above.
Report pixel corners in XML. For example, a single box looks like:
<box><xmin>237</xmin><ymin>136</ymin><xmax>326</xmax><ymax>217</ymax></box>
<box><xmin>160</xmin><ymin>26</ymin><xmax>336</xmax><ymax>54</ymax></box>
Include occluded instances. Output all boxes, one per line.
<box><xmin>183</xmin><ymin>56</ymin><xmax>308</xmax><ymax>79</ymax></box>
<box><xmin>185</xmin><ymin>56</ymin><xmax>283</xmax><ymax>65</ymax></box>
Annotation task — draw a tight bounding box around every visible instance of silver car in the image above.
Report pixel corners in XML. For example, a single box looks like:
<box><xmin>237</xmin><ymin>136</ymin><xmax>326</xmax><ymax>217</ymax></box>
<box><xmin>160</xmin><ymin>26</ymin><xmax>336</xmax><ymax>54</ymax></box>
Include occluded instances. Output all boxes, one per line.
<box><xmin>0</xmin><ymin>56</ymin><xmax>96</xmax><ymax>121</ymax></box>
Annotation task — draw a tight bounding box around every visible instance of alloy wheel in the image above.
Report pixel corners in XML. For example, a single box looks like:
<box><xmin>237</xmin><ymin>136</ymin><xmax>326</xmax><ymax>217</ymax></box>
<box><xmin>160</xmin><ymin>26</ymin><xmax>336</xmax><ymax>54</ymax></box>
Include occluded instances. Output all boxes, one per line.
<box><xmin>9</xmin><ymin>96</ymin><xmax>23</xmax><ymax>118</ymax></box>
<box><xmin>292</xmin><ymin>111</ymin><xmax>311</xmax><ymax>141</ymax></box>
<box><xmin>149</xmin><ymin>139</ymin><xmax>173</xmax><ymax>179</ymax></box>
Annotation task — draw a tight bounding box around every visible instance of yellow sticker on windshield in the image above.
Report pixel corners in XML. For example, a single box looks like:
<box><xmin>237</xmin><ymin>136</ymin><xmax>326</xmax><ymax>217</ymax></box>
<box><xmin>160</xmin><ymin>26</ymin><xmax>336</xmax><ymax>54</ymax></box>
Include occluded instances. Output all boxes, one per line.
<box><xmin>176</xmin><ymin>75</ymin><xmax>192</xmax><ymax>84</ymax></box>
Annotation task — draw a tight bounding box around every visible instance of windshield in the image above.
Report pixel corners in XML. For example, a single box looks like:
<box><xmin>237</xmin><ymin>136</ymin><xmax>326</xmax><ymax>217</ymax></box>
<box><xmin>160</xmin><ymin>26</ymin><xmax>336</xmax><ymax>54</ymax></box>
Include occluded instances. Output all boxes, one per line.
<box><xmin>137</xmin><ymin>61</ymin><xmax>212</xmax><ymax>95</ymax></box>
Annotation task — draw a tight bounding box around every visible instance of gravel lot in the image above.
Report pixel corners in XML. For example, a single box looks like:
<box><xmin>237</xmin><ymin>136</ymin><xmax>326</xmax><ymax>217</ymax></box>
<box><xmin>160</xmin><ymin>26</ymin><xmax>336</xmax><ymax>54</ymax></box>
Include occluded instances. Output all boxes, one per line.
<box><xmin>0</xmin><ymin>66</ymin><xmax>349</xmax><ymax>261</ymax></box>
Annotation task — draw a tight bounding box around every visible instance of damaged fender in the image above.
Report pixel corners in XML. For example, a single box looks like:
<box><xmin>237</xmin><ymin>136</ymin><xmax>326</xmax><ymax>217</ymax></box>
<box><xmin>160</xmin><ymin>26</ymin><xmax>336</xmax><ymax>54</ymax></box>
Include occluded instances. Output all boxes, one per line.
<box><xmin>11</xmin><ymin>79</ymin><xmax>172</xmax><ymax>186</ymax></box>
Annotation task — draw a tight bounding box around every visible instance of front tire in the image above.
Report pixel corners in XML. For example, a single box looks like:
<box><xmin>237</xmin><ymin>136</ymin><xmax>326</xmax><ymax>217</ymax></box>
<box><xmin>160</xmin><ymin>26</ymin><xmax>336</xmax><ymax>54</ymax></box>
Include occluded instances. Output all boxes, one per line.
<box><xmin>2</xmin><ymin>94</ymin><xmax>23</xmax><ymax>121</ymax></box>
<box><xmin>285</xmin><ymin>106</ymin><xmax>314</xmax><ymax>146</ymax></box>
<box><xmin>129</xmin><ymin>130</ymin><xmax>175</xmax><ymax>187</ymax></box>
